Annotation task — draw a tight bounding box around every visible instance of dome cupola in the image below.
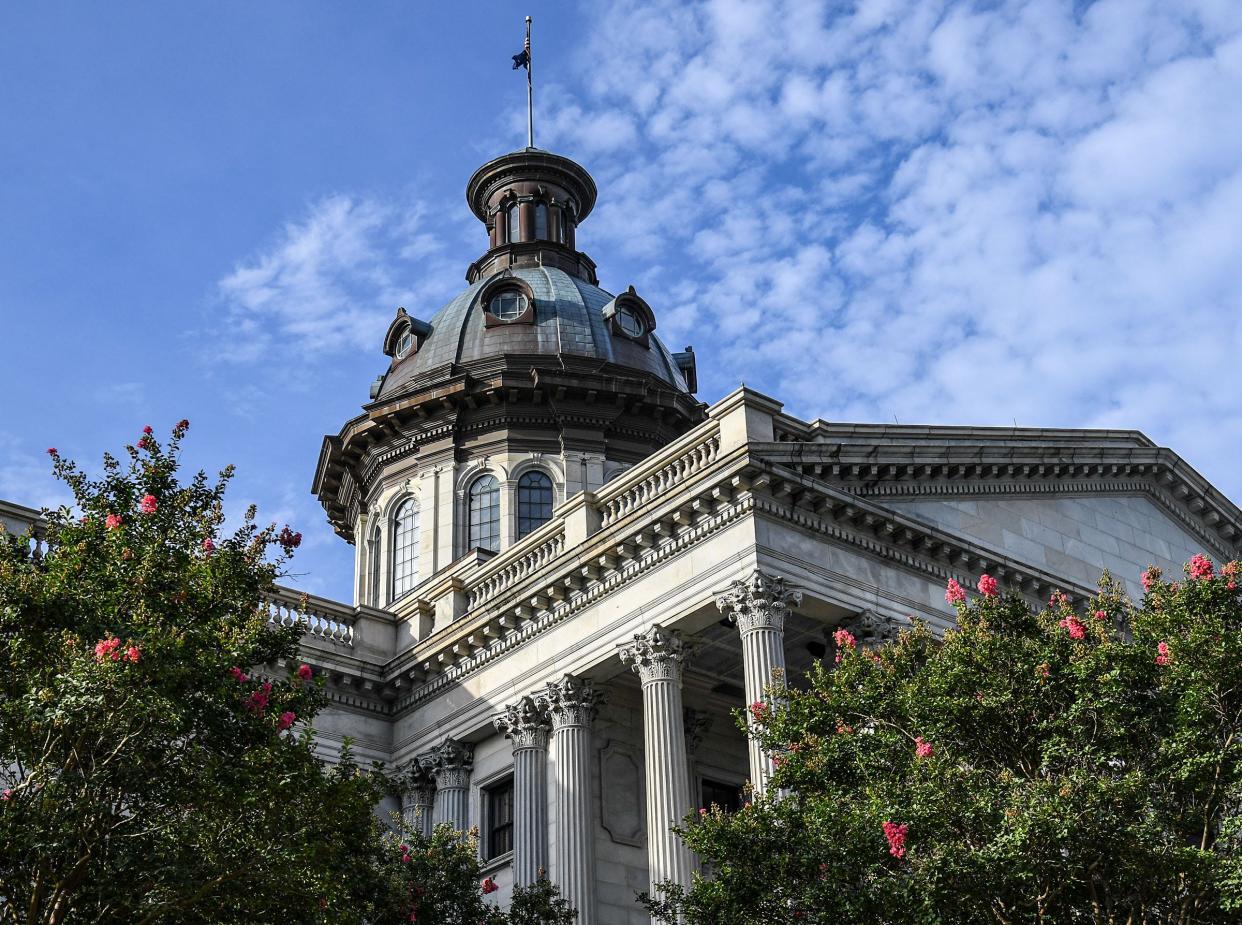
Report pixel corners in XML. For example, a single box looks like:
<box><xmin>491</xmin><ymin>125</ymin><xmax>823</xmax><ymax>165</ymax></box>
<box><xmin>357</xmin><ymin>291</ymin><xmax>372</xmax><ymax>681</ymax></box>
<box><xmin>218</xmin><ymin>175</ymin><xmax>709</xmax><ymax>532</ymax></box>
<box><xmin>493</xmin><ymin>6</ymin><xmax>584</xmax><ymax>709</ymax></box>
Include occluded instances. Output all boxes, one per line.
<box><xmin>465</xmin><ymin>149</ymin><xmax>600</xmax><ymax>285</ymax></box>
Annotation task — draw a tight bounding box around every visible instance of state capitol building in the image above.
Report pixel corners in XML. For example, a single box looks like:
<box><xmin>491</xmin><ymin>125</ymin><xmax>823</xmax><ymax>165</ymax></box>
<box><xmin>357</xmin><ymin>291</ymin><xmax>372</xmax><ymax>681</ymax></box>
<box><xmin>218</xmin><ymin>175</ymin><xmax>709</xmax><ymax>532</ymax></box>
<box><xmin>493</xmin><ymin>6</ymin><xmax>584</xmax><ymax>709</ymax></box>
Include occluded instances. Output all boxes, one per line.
<box><xmin>5</xmin><ymin>144</ymin><xmax>1241</xmax><ymax>925</ymax></box>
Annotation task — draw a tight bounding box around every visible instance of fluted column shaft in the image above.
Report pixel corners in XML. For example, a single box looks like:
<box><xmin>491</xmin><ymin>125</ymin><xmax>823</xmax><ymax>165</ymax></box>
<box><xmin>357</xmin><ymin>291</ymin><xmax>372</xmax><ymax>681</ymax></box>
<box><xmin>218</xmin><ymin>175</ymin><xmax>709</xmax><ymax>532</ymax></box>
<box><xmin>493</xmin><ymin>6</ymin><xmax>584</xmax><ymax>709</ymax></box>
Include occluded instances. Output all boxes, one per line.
<box><xmin>403</xmin><ymin>786</ymin><xmax>435</xmax><ymax>838</ymax></box>
<box><xmin>620</xmin><ymin>626</ymin><xmax>694</xmax><ymax>914</ymax></box>
<box><xmin>495</xmin><ymin>696</ymin><xmax>551</xmax><ymax>887</ymax></box>
<box><xmin>717</xmin><ymin>570</ymin><xmax>802</xmax><ymax>795</ymax></box>
<box><xmin>541</xmin><ymin>676</ymin><xmax>603</xmax><ymax>925</ymax></box>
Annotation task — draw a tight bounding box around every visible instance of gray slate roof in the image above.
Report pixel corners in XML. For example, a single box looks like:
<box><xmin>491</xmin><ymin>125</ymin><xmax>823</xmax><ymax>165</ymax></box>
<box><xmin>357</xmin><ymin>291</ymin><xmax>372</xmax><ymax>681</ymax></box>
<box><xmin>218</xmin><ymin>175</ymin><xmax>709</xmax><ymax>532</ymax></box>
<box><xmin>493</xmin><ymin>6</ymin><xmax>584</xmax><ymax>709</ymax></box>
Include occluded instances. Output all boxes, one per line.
<box><xmin>376</xmin><ymin>267</ymin><xmax>690</xmax><ymax>401</ymax></box>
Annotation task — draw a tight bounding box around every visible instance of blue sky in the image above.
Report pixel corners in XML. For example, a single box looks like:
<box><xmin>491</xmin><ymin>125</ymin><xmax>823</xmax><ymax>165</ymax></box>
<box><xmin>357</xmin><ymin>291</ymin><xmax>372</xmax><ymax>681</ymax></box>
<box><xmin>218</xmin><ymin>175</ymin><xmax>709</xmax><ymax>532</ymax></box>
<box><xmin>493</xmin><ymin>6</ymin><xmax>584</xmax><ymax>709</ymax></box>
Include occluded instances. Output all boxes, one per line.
<box><xmin>3</xmin><ymin>1</ymin><xmax>1241</xmax><ymax>602</ymax></box>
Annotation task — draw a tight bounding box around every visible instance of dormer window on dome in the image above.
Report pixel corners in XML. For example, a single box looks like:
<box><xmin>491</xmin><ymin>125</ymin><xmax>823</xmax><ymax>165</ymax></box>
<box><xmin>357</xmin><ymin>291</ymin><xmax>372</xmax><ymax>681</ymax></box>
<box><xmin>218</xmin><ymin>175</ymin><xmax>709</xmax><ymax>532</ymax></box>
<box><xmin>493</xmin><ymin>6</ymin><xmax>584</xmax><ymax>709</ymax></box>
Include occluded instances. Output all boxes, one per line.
<box><xmin>603</xmin><ymin>286</ymin><xmax>657</xmax><ymax>348</ymax></box>
<box><xmin>382</xmin><ymin>307</ymin><xmax>432</xmax><ymax>362</ymax></box>
<box><xmin>480</xmin><ymin>274</ymin><xmax>536</xmax><ymax>328</ymax></box>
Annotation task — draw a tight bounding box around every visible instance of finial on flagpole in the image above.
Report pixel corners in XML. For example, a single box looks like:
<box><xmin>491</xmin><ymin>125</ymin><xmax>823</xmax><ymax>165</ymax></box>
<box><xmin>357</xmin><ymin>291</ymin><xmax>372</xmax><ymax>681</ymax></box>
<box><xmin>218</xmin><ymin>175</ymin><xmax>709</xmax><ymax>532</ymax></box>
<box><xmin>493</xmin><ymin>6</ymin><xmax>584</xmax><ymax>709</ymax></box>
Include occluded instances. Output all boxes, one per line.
<box><xmin>525</xmin><ymin>16</ymin><xmax>534</xmax><ymax>149</ymax></box>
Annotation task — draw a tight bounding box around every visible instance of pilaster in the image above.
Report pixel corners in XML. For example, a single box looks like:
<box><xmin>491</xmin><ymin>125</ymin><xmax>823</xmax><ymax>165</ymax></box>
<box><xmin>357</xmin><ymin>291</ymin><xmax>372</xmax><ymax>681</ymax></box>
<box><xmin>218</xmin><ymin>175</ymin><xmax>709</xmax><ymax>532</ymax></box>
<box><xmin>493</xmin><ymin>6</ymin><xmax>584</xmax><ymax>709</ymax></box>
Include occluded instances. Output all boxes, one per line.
<box><xmin>426</xmin><ymin>737</ymin><xmax>473</xmax><ymax>833</ymax></box>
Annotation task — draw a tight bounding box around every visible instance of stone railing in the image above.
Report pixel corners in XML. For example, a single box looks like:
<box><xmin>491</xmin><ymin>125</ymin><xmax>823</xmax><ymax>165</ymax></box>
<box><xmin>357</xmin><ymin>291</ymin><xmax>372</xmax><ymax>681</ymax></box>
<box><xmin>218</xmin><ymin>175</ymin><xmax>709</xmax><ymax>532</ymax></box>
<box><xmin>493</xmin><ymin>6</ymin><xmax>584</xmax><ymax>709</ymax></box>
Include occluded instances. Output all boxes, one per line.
<box><xmin>467</xmin><ymin>522</ymin><xmax>566</xmax><ymax>610</ymax></box>
<box><xmin>262</xmin><ymin>585</ymin><xmax>355</xmax><ymax>646</ymax></box>
<box><xmin>0</xmin><ymin>499</ymin><xmax>49</xmax><ymax>560</ymax></box>
<box><xmin>596</xmin><ymin>425</ymin><xmax>722</xmax><ymax>529</ymax></box>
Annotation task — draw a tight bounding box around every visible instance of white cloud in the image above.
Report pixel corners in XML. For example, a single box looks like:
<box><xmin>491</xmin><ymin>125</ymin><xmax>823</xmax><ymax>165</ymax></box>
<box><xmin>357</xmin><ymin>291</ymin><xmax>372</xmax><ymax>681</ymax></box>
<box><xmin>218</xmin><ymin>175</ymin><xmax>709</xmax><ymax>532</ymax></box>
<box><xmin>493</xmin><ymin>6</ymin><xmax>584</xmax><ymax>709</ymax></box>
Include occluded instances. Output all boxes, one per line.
<box><xmin>213</xmin><ymin>194</ymin><xmax>461</xmax><ymax>363</ymax></box>
<box><xmin>531</xmin><ymin>0</ymin><xmax>1242</xmax><ymax>498</ymax></box>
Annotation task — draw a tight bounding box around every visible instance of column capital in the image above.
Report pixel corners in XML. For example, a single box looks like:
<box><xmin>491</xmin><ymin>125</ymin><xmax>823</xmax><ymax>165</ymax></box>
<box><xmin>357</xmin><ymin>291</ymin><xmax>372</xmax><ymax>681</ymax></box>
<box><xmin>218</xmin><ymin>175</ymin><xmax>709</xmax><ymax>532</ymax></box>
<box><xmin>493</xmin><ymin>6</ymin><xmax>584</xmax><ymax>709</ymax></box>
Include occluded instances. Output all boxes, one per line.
<box><xmin>401</xmin><ymin>758</ymin><xmax>437</xmax><ymax>797</ymax></box>
<box><xmin>494</xmin><ymin>695</ymin><xmax>551</xmax><ymax>750</ymax></box>
<box><xmin>842</xmin><ymin>608</ymin><xmax>902</xmax><ymax>650</ymax></box>
<box><xmin>683</xmin><ymin>707</ymin><xmax>712</xmax><ymax>755</ymax></box>
<box><xmin>618</xmin><ymin>625</ymin><xmax>690</xmax><ymax>684</ymax></box>
<box><xmin>715</xmin><ymin>569</ymin><xmax>802</xmax><ymax>634</ymax></box>
<box><xmin>539</xmin><ymin>675</ymin><xmax>604</xmax><ymax>730</ymax></box>
<box><xmin>423</xmin><ymin>737</ymin><xmax>474</xmax><ymax>789</ymax></box>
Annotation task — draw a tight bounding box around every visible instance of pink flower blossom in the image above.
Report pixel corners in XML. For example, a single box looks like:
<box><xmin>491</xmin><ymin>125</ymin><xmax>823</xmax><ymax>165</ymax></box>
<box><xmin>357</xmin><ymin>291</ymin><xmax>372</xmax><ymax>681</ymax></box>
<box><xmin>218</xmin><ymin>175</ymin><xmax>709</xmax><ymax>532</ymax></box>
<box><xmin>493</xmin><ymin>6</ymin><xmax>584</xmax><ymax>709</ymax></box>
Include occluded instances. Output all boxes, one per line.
<box><xmin>142</xmin><ymin>425</ymin><xmax>153</xmax><ymax>435</ymax></box>
<box><xmin>94</xmin><ymin>637</ymin><xmax>122</xmax><ymax>661</ymax></box>
<box><xmin>1036</xmin><ymin>663</ymin><xmax>1050</xmax><ymax>679</ymax></box>
<box><xmin>832</xmin><ymin>628</ymin><xmax>856</xmax><ymax>663</ymax></box>
<box><xmin>140</xmin><ymin>494</ymin><xmax>157</xmax><ymax>515</ymax></box>
<box><xmin>278</xmin><ymin>711</ymin><xmax>296</xmax><ymax>731</ymax></box>
<box><xmin>278</xmin><ymin>526</ymin><xmax>302</xmax><ymax>550</ymax></box>
<box><xmin>836</xmin><ymin>723</ymin><xmax>853</xmax><ymax>734</ymax></box>
<box><xmin>46</xmin><ymin>447</ymin><xmax>57</xmax><ymax>456</ymax></box>
<box><xmin>1141</xmin><ymin>567</ymin><xmax>1161</xmax><ymax>592</ymax></box>
<box><xmin>1059</xmin><ymin>614</ymin><xmax>1086</xmax><ymax>640</ymax></box>
<box><xmin>1</xmin><ymin>789</ymin><xmax>10</xmax><ymax>801</ymax></box>
<box><xmin>883</xmin><ymin>821</ymin><xmax>908</xmax><ymax>859</ymax></box>
<box><xmin>977</xmin><ymin>574</ymin><xmax>999</xmax><ymax>598</ymax></box>
<box><xmin>229</xmin><ymin>666</ymin><xmax>249</xmax><ymax>683</ymax></box>
<box><xmin>246</xmin><ymin>690</ymin><xmax>269</xmax><ymax>714</ymax></box>
<box><xmin>1156</xmin><ymin>641</ymin><xmax>1171</xmax><ymax>667</ymax></box>
<box><xmin>699</xmin><ymin>807</ymin><xmax>708</xmax><ymax>816</ymax></box>
<box><xmin>945</xmin><ymin>579</ymin><xmax>967</xmax><ymax>604</ymax></box>
<box><xmin>125</xmin><ymin>646</ymin><xmax>140</xmax><ymax>664</ymax></box>
<box><xmin>914</xmin><ymin>737</ymin><xmax>934</xmax><ymax>759</ymax></box>
<box><xmin>749</xmin><ymin>700</ymin><xmax>768</xmax><ymax>722</ymax></box>
<box><xmin>1188</xmin><ymin>554</ymin><xmax>1214</xmax><ymax>581</ymax></box>
<box><xmin>297</xmin><ymin>663</ymin><xmax>313</xmax><ymax>682</ymax></box>
<box><xmin>105</xmin><ymin>514</ymin><xmax>122</xmax><ymax>530</ymax></box>
<box><xmin>481</xmin><ymin>877</ymin><xmax>499</xmax><ymax>894</ymax></box>
<box><xmin>201</xmin><ymin>537</ymin><xmax>215</xmax><ymax>554</ymax></box>
<box><xmin>1048</xmin><ymin>590</ymin><xmax>1069</xmax><ymax>609</ymax></box>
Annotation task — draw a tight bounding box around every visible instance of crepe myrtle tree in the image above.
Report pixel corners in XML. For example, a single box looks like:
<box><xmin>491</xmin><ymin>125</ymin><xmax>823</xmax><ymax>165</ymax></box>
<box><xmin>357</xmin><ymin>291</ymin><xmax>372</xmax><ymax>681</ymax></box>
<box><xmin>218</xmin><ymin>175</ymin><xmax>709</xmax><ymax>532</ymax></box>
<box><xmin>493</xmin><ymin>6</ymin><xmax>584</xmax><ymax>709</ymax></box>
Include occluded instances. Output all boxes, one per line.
<box><xmin>0</xmin><ymin>422</ymin><xmax>396</xmax><ymax>924</ymax></box>
<box><xmin>645</xmin><ymin>560</ymin><xmax>1242</xmax><ymax>925</ymax></box>
<box><xmin>369</xmin><ymin>822</ymin><xmax>577</xmax><ymax>925</ymax></box>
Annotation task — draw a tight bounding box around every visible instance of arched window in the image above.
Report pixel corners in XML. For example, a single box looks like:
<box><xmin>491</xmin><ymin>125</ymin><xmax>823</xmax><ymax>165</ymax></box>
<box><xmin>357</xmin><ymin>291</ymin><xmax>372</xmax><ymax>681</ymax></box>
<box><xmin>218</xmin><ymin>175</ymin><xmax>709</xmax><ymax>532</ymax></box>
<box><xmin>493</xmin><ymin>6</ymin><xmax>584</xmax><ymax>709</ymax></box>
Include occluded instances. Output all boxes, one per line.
<box><xmin>391</xmin><ymin>499</ymin><xmax>420</xmax><ymax>600</ymax></box>
<box><xmin>507</xmin><ymin>204</ymin><xmax>520</xmax><ymax>243</ymax></box>
<box><xmin>468</xmin><ymin>475</ymin><xmax>501</xmax><ymax>552</ymax></box>
<box><xmin>534</xmin><ymin>202</ymin><xmax>548</xmax><ymax>240</ymax></box>
<box><xmin>516</xmin><ymin>470</ymin><xmax>554</xmax><ymax>539</ymax></box>
<box><xmin>368</xmin><ymin>523</ymin><xmax>382</xmax><ymax>607</ymax></box>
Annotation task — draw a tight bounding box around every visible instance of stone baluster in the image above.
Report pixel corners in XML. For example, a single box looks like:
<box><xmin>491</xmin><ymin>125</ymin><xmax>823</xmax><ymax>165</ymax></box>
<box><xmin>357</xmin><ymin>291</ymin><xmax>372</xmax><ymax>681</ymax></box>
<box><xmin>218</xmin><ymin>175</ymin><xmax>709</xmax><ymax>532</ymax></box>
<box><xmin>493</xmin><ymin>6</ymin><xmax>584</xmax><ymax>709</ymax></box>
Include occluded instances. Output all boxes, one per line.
<box><xmin>619</xmin><ymin>625</ymin><xmax>694</xmax><ymax>911</ymax></box>
<box><xmin>494</xmin><ymin>696</ymin><xmax>551</xmax><ymax>887</ymax></box>
<box><xmin>715</xmin><ymin>569</ymin><xmax>801</xmax><ymax>794</ymax></box>
<box><xmin>403</xmin><ymin>760</ymin><xmax>437</xmax><ymax>838</ymax></box>
<box><xmin>428</xmin><ymin>738</ymin><xmax>473</xmax><ymax>833</ymax></box>
<box><xmin>539</xmin><ymin>675</ymin><xmax>604</xmax><ymax>925</ymax></box>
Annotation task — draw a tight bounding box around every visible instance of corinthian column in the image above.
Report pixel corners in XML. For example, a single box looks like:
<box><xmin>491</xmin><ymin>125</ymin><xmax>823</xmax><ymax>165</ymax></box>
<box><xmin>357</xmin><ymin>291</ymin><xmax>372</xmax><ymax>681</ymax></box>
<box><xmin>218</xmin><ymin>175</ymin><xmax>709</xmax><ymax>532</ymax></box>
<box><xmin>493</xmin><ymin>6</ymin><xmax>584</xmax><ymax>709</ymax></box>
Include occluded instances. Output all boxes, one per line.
<box><xmin>540</xmin><ymin>675</ymin><xmax>603</xmax><ymax>925</ymax></box>
<box><xmin>428</xmin><ymin>738</ymin><xmax>473</xmax><ymax>833</ymax></box>
<box><xmin>716</xmin><ymin>569</ymin><xmax>802</xmax><ymax>794</ymax></box>
<box><xmin>494</xmin><ymin>696</ymin><xmax>551</xmax><ymax>887</ymax></box>
<box><xmin>619</xmin><ymin>625</ymin><xmax>694</xmax><ymax>908</ymax></box>
<box><xmin>403</xmin><ymin>760</ymin><xmax>436</xmax><ymax>837</ymax></box>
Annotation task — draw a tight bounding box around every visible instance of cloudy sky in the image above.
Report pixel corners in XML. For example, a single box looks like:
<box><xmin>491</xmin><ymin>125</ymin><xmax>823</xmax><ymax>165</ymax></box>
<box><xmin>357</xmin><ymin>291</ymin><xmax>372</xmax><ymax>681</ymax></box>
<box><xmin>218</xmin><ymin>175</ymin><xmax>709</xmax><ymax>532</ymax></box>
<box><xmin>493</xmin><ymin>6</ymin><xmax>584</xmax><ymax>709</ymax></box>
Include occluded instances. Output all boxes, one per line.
<box><xmin>2</xmin><ymin>1</ymin><xmax>1240</xmax><ymax>601</ymax></box>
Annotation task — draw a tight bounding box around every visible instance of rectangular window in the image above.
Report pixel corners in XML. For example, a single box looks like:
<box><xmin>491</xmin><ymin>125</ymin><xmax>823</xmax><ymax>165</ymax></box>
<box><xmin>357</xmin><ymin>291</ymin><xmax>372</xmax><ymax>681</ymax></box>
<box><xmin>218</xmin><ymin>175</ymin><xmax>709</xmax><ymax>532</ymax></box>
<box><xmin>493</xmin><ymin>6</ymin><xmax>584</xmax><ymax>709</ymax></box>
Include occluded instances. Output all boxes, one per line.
<box><xmin>700</xmin><ymin>777</ymin><xmax>742</xmax><ymax>814</ymax></box>
<box><xmin>485</xmin><ymin>777</ymin><xmax>514</xmax><ymax>860</ymax></box>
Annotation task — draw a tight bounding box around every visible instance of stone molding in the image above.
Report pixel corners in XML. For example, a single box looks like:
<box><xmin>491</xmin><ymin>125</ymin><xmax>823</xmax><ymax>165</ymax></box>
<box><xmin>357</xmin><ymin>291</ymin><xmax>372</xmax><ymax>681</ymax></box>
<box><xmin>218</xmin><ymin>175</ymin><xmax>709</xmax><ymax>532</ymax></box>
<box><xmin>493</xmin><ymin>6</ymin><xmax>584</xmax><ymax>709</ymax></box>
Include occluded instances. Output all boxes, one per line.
<box><xmin>844</xmin><ymin>608</ymin><xmax>902</xmax><ymax>649</ymax></box>
<box><xmin>539</xmin><ymin>675</ymin><xmax>603</xmax><ymax>730</ymax></box>
<box><xmin>493</xmin><ymin>695</ymin><xmax>551</xmax><ymax>751</ymax></box>
<box><xmin>618</xmin><ymin>625</ymin><xmax>690</xmax><ymax>685</ymax></box>
<box><xmin>714</xmin><ymin>568</ymin><xmax>803</xmax><ymax>635</ymax></box>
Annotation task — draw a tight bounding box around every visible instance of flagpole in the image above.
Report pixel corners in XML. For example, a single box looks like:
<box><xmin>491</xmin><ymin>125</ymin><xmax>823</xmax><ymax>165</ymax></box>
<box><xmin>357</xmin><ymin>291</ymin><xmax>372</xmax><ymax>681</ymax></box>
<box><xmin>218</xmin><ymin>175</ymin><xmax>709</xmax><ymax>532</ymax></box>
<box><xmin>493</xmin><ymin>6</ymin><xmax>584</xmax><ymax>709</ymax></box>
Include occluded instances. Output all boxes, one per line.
<box><xmin>525</xmin><ymin>16</ymin><xmax>534</xmax><ymax>149</ymax></box>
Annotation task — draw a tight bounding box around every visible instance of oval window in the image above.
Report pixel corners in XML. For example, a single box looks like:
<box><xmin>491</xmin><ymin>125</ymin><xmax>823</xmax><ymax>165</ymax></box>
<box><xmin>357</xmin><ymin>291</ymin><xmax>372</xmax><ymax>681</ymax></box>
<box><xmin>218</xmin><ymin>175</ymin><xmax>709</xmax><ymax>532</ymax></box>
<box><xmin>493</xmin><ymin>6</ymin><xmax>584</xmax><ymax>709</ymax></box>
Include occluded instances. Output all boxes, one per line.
<box><xmin>394</xmin><ymin>330</ymin><xmax>415</xmax><ymax>358</ymax></box>
<box><xmin>489</xmin><ymin>290</ymin><xmax>529</xmax><ymax>321</ymax></box>
<box><xmin>617</xmin><ymin>306</ymin><xmax>645</xmax><ymax>338</ymax></box>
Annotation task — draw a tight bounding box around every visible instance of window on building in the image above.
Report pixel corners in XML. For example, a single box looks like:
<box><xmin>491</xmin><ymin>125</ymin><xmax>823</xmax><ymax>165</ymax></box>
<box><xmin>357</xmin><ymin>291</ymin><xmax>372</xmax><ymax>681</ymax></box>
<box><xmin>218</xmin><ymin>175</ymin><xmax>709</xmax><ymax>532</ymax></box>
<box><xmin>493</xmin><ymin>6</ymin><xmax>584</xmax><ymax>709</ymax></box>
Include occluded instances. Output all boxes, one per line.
<box><xmin>485</xmin><ymin>776</ymin><xmax>514</xmax><ymax>860</ymax></box>
<box><xmin>516</xmin><ymin>470</ymin><xmax>554</xmax><ymax>539</ymax></box>
<box><xmin>488</xmin><ymin>290</ymin><xmax>528</xmax><ymax>321</ymax></box>
<box><xmin>617</xmin><ymin>305</ymin><xmax>645</xmax><ymax>338</ymax></box>
<box><xmin>368</xmin><ymin>523</ymin><xmax>382</xmax><ymax>607</ymax></box>
<box><xmin>468</xmin><ymin>475</ymin><xmax>501</xmax><ymax>552</ymax></box>
<box><xmin>507</xmin><ymin>204</ymin><xmax>520</xmax><ymax>243</ymax></box>
<box><xmin>555</xmin><ymin>208</ymin><xmax>567</xmax><ymax>244</ymax></box>
<box><xmin>700</xmin><ymin>778</ymin><xmax>742</xmax><ymax>814</ymax></box>
<box><xmin>391</xmin><ymin>499</ymin><xmax>420</xmax><ymax>600</ymax></box>
<box><xmin>534</xmin><ymin>202</ymin><xmax>548</xmax><ymax>240</ymax></box>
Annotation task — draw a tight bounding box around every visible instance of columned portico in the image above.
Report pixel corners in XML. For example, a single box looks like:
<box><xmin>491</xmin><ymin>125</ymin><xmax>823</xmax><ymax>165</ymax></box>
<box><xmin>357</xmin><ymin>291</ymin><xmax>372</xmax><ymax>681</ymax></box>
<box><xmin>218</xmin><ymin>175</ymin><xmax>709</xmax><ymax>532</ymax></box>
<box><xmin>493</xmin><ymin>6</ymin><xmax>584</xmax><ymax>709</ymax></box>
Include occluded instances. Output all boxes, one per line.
<box><xmin>540</xmin><ymin>675</ymin><xmax>603</xmax><ymax>925</ymax></box>
<box><xmin>403</xmin><ymin>762</ymin><xmax>436</xmax><ymax>837</ymax></box>
<box><xmin>427</xmin><ymin>738</ymin><xmax>473</xmax><ymax>833</ymax></box>
<box><xmin>494</xmin><ymin>696</ymin><xmax>551</xmax><ymax>886</ymax></box>
<box><xmin>619</xmin><ymin>625</ymin><xmax>694</xmax><ymax>911</ymax></box>
<box><xmin>716</xmin><ymin>569</ymin><xmax>801</xmax><ymax>794</ymax></box>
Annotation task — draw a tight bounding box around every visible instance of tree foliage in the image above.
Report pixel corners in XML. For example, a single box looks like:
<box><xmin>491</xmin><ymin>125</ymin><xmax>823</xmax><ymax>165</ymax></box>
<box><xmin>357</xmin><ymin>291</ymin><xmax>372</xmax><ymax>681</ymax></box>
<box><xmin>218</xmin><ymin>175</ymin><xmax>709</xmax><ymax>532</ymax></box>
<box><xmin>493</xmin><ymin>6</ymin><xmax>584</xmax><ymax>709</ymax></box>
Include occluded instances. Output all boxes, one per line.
<box><xmin>0</xmin><ymin>425</ymin><xmax>577</xmax><ymax>925</ymax></box>
<box><xmin>648</xmin><ymin>561</ymin><xmax>1242</xmax><ymax>924</ymax></box>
